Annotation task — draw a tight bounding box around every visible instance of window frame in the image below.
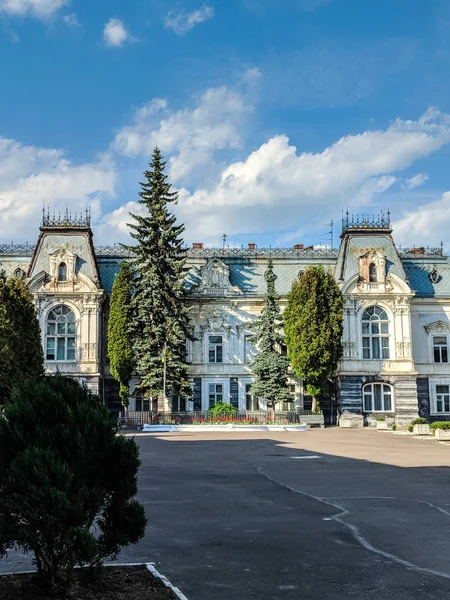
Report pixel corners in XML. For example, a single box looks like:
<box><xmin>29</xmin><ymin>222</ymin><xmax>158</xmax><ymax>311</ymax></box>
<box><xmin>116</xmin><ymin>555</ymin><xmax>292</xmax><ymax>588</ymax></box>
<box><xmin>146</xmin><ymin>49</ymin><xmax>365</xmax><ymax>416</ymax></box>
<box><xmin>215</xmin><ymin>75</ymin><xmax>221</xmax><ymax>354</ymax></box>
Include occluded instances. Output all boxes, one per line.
<box><xmin>363</xmin><ymin>382</ymin><xmax>393</xmax><ymax>413</ymax></box>
<box><xmin>206</xmin><ymin>333</ymin><xmax>224</xmax><ymax>364</ymax></box>
<box><xmin>45</xmin><ymin>305</ymin><xmax>77</xmax><ymax>362</ymax></box>
<box><xmin>58</xmin><ymin>262</ymin><xmax>67</xmax><ymax>282</ymax></box>
<box><xmin>430</xmin><ymin>380</ymin><xmax>450</xmax><ymax>415</ymax></box>
<box><xmin>433</xmin><ymin>335</ymin><xmax>449</xmax><ymax>364</ymax></box>
<box><xmin>208</xmin><ymin>383</ymin><xmax>224</xmax><ymax>408</ymax></box>
<box><xmin>361</xmin><ymin>306</ymin><xmax>390</xmax><ymax>360</ymax></box>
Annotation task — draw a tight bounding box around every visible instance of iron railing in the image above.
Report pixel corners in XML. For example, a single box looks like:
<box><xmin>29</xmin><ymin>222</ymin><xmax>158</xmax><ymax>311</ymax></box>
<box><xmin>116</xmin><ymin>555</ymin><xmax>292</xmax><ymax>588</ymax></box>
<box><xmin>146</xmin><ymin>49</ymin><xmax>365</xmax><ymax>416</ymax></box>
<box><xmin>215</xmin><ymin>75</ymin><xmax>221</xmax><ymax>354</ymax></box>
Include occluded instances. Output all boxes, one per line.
<box><xmin>118</xmin><ymin>410</ymin><xmax>318</xmax><ymax>427</ymax></box>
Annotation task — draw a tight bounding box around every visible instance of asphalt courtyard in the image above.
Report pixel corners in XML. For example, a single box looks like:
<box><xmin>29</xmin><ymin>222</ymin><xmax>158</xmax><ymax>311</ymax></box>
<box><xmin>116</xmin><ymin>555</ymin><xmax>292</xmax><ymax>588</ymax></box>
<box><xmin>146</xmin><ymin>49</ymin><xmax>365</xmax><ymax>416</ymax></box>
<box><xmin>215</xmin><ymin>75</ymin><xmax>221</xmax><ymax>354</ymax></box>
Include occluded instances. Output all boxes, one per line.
<box><xmin>1</xmin><ymin>428</ymin><xmax>450</xmax><ymax>599</ymax></box>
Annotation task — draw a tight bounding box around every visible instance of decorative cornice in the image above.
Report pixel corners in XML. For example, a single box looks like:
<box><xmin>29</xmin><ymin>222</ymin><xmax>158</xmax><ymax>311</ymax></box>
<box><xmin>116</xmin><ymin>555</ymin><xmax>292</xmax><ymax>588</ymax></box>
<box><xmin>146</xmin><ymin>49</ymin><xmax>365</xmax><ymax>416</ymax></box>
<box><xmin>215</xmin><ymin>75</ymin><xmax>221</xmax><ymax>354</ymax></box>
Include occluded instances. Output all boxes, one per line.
<box><xmin>424</xmin><ymin>320</ymin><xmax>450</xmax><ymax>334</ymax></box>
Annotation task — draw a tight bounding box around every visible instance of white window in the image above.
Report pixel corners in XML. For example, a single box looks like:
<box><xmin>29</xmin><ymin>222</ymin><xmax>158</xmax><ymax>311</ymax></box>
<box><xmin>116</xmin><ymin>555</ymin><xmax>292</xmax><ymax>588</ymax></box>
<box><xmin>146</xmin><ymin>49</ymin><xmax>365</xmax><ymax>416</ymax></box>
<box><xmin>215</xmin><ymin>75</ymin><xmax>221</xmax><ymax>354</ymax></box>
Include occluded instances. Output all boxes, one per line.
<box><xmin>58</xmin><ymin>262</ymin><xmax>67</xmax><ymax>281</ymax></box>
<box><xmin>362</xmin><ymin>307</ymin><xmax>390</xmax><ymax>359</ymax></box>
<box><xmin>208</xmin><ymin>383</ymin><xmax>223</xmax><ymax>408</ymax></box>
<box><xmin>208</xmin><ymin>335</ymin><xmax>223</xmax><ymax>363</ymax></box>
<box><xmin>46</xmin><ymin>305</ymin><xmax>76</xmax><ymax>361</ymax></box>
<box><xmin>436</xmin><ymin>385</ymin><xmax>450</xmax><ymax>414</ymax></box>
<box><xmin>433</xmin><ymin>336</ymin><xmax>448</xmax><ymax>363</ymax></box>
<box><xmin>363</xmin><ymin>383</ymin><xmax>393</xmax><ymax>412</ymax></box>
<box><xmin>135</xmin><ymin>398</ymin><xmax>150</xmax><ymax>412</ymax></box>
<box><xmin>245</xmin><ymin>383</ymin><xmax>259</xmax><ymax>410</ymax></box>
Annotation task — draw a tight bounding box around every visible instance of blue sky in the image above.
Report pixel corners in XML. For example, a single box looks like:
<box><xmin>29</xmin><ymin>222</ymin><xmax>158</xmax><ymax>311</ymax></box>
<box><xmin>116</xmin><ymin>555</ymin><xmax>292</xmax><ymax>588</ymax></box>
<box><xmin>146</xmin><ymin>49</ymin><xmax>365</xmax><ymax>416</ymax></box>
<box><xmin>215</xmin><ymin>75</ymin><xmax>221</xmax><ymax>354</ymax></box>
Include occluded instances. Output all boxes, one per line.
<box><xmin>1</xmin><ymin>0</ymin><xmax>450</xmax><ymax>249</ymax></box>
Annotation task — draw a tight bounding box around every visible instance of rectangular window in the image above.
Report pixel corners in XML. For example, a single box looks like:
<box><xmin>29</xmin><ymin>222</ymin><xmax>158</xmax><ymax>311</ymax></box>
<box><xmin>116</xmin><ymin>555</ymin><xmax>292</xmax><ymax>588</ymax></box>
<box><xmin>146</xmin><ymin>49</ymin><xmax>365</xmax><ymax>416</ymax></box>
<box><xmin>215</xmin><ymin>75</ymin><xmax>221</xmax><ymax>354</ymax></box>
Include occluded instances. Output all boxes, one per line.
<box><xmin>57</xmin><ymin>322</ymin><xmax>66</xmax><ymax>335</ymax></box>
<box><xmin>208</xmin><ymin>335</ymin><xmax>223</xmax><ymax>363</ymax></box>
<box><xmin>46</xmin><ymin>337</ymin><xmax>55</xmax><ymax>361</ymax></box>
<box><xmin>371</xmin><ymin>337</ymin><xmax>380</xmax><ymax>359</ymax></box>
<box><xmin>373</xmin><ymin>384</ymin><xmax>382</xmax><ymax>411</ymax></box>
<box><xmin>136</xmin><ymin>398</ymin><xmax>150</xmax><ymax>412</ymax></box>
<box><xmin>67</xmin><ymin>337</ymin><xmax>76</xmax><ymax>361</ymax></box>
<box><xmin>208</xmin><ymin>383</ymin><xmax>223</xmax><ymax>408</ymax></box>
<box><xmin>47</xmin><ymin>322</ymin><xmax>56</xmax><ymax>335</ymax></box>
<box><xmin>57</xmin><ymin>338</ymin><xmax>66</xmax><ymax>360</ymax></box>
<box><xmin>436</xmin><ymin>385</ymin><xmax>450</xmax><ymax>413</ymax></box>
<box><xmin>363</xmin><ymin>383</ymin><xmax>393</xmax><ymax>412</ymax></box>
<box><xmin>362</xmin><ymin>337</ymin><xmax>370</xmax><ymax>359</ymax></box>
<box><xmin>381</xmin><ymin>337</ymin><xmax>390</xmax><ymax>359</ymax></box>
<box><xmin>245</xmin><ymin>383</ymin><xmax>258</xmax><ymax>410</ymax></box>
<box><xmin>433</xmin><ymin>337</ymin><xmax>448</xmax><ymax>363</ymax></box>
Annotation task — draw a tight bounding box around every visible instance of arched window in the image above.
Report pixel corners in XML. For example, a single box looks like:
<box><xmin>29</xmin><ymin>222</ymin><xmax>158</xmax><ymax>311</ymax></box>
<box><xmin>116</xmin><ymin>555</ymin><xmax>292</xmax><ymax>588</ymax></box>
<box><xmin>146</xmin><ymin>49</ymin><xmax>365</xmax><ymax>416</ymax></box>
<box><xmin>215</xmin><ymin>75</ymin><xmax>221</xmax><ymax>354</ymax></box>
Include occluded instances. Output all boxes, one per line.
<box><xmin>58</xmin><ymin>262</ymin><xmax>67</xmax><ymax>281</ymax></box>
<box><xmin>369</xmin><ymin>263</ymin><xmax>377</xmax><ymax>282</ymax></box>
<box><xmin>362</xmin><ymin>306</ymin><xmax>389</xmax><ymax>359</ymax></box>
<box><xmin>363</xmin><ymin>382</ymin><xmax>393</xmax><ymax>412</ymax></box>
<box><xmin>46</xmin><ymin>305</ymin><xmax>76</xmax><ymax>361</ymax></box>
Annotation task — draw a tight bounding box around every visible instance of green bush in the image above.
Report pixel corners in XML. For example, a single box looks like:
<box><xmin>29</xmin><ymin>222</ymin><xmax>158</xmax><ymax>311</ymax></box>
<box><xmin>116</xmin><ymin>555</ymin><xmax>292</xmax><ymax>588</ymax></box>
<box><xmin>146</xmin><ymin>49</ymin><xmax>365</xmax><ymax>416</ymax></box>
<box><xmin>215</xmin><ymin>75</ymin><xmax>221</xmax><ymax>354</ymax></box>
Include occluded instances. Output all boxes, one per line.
<box><xmin>209</xmin><ymin>402</ymin><xmax>238</xmax><ymax>417</ymax></box>
<box><xmin>392</xmin><ymin>424</ymin><xmax>397</xmax><ymax>431</ymax></box>
<box><xmin>430</xmin><ymin>421</ymin><xmax>450</xmax><ymax>430</ymax></box>
<box><xmin>0</xmin><ymin>376</ymin><xmax>147</xmax><ymax>593</ymax></box>
<box><xmin>407</xmin><ymin>417</ymin><xmax>427</xmax><ymax>432</ymax></box>
<box><xmin>375</xmin><ymin>416</ymin><xmax>386</xmax><ymax>422</ymax></box>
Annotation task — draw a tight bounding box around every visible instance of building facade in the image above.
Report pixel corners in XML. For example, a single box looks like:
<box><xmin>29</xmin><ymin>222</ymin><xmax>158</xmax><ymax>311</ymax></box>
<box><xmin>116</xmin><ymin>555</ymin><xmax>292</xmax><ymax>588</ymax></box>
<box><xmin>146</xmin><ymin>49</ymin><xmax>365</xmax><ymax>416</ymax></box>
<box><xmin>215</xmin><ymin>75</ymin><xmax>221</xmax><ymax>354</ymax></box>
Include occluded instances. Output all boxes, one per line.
<box><xmin>1</xmin><ymin>211</ymin><xmax>449</xmax><ymax>426</ymax></box>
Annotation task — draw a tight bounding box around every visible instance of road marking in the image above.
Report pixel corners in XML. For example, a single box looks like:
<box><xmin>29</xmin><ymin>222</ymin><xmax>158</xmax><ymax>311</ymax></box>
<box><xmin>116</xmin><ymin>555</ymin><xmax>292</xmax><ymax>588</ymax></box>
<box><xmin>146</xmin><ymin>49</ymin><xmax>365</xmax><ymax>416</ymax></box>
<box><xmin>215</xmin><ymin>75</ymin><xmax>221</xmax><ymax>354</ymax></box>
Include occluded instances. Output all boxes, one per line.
<box><xmin>290</xmin><ymin>455</ymin><xmax>322</xmax><ymax>459</ymax></box>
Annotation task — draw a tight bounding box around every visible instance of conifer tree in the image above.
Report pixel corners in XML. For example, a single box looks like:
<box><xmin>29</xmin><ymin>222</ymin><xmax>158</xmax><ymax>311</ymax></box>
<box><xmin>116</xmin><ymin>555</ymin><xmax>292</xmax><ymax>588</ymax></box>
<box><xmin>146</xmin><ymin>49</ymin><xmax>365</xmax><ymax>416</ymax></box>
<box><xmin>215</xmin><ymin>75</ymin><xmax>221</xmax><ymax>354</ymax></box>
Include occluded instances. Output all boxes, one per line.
<box><xmin>0</xmin><ymin>272</ymin><xmax>44</xmax><ymax>404</ymax></box>
<box><xmin>248</xmin><ymin>258</ymin><xmax>291</xmax><ymax>416</ymax></box>
<box><xmin>127</xmin><ymin>148</ymin><xmax>191</xmax><ymax>405</ymax></box>
<box><xmin>108</xmin><ymin>262</ymin><xmax>134</xmax><ymax>407</ymax></box>
<box><xmin>284</xmin><ymin>265</ymin><xmax>343</xmax><ymax>413</ymax></box>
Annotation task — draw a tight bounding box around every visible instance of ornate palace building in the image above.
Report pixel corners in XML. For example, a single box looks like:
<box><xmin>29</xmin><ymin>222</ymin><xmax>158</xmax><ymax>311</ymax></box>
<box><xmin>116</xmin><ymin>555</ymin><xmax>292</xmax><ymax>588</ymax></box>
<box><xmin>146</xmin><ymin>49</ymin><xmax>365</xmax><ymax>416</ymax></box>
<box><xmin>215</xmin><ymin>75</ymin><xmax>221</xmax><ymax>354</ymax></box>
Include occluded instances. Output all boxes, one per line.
<box><xmin>1</xmin><ymin>210</ymin><xmax>449</xmax><ymax>426</ymax></box>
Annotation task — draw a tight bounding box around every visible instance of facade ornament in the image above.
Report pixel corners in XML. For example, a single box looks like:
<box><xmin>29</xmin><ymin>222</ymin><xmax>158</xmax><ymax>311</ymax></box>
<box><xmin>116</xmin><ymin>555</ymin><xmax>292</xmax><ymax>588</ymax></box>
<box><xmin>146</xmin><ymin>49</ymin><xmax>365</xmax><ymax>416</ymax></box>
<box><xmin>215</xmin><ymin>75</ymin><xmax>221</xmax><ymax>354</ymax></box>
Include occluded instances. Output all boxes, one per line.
<box><xmin>429</xmin><ymin>268</ymin><xmax>440</xmax><ymax>284</ymax></box>
<box><xmin>424</xmin><ymin>320</ymin><xmax>450</xmax><ymax>334</ymax></box>
<box><xmin>358</xmin><ymin>250</ymin><xmax>386</xmax><ymax>283</ymax></box>
<box><xmin>191</xmin><ymin>258</ymin><xmax>242</xmax><ymax>296</ymax></box>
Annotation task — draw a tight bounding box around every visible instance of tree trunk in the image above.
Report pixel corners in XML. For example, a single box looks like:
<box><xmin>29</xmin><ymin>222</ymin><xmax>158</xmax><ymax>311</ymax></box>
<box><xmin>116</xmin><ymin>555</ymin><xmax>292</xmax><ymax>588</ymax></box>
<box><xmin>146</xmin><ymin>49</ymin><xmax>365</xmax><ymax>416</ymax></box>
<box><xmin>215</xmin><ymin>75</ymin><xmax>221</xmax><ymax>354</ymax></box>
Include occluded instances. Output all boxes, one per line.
<box><xmin>312</xmin><ymin>396</ymin><xmax>317</xmax><ymax>414</ymax></box>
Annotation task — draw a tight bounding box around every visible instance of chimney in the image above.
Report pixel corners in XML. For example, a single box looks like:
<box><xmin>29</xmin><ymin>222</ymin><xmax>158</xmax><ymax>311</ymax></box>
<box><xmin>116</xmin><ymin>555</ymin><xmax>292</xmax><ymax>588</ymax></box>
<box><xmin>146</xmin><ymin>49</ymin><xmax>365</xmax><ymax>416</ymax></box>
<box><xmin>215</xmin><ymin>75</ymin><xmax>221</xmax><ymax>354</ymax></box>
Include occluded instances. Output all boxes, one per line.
<box><xmin>192</xmin><ymin>243</ymin><xmax>203</xmax><ymax>249</ymax></box>
<box><xmin>408</xmin><ymin>247</ymin><xmax>425</xmax><ymax>255</ymax></box>
<box><xmin>248</xmin><ymin>243</ymin><xmax>256</xmax><ymax>250</ymax></box>
<box><xmin>293</xmin><ymin>244</ymin><xmax>304</xmax><ymax>250</ymax></box>
<box><xmin>305</xmin><ymin>245</ymin><xmax>314</xmax><ymax>251</ymax></box>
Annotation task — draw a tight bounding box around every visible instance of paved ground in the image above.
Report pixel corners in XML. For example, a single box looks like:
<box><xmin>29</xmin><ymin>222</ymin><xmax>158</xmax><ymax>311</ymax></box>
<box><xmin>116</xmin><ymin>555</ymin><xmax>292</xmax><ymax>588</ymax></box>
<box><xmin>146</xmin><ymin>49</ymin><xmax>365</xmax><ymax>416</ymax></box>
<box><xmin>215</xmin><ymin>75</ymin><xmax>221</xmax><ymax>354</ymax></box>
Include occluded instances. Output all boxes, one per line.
<box><xmin>1</xmin><ymin>428</ymin><xmax>450</xmax><ymax>599</ymax></box>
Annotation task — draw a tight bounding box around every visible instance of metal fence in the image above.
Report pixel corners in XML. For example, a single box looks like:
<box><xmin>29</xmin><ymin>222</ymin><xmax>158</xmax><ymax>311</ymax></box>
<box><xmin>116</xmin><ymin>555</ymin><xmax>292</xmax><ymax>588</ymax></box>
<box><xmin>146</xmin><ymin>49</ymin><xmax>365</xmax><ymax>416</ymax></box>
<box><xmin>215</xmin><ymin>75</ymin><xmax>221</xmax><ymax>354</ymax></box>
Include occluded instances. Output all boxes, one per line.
<box><xmin>118</xmin><ymin>410</ymin><xmax>317</xmax><ymax>427</ymax></box>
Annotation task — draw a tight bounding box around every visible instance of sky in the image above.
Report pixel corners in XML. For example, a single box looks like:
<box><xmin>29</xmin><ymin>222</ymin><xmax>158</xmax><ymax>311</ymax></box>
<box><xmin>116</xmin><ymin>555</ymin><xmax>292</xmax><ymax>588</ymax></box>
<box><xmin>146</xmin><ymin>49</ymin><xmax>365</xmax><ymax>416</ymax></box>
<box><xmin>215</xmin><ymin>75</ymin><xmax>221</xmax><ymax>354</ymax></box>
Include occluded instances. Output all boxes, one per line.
<box><xmin>1</xmin><ymin>0</ymin><xmax>450</xmax><ymax>249</ymax></box>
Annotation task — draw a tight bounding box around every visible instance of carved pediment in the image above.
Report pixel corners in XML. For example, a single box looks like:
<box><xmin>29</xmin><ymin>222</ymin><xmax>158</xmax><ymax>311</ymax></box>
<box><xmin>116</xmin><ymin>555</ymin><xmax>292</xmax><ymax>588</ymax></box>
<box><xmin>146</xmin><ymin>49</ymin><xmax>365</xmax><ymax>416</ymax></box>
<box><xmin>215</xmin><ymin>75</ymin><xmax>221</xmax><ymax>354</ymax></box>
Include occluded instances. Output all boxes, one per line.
<box><xmin>192</xmin><ymin>259</ymin><xmax>242</xmax><ymax>296</ymax></box>
<box><xmin>424</xmin><ymin>320</ymin><xmax>450</xmax><ymax>334</ymax></box>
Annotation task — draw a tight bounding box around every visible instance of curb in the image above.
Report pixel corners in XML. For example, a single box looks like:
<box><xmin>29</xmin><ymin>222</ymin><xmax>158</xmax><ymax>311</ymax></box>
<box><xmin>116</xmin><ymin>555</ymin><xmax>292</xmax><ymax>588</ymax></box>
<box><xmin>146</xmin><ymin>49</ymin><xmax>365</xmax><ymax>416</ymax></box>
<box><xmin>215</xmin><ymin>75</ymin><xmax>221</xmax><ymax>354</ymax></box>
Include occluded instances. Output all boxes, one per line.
<box><xmin>141</xmin><ymin>424</ymin><xmax>308</xmax><ymax>432</ymax></box>
<box><xmin>0</xmin><ymin>561</ymin><xmax>190</xmax><ymax>600</ymax></box>
<box><xmin>146</xmin><ymin>563</ymin><xmax>189</xmax><ymax>600</ymax></box>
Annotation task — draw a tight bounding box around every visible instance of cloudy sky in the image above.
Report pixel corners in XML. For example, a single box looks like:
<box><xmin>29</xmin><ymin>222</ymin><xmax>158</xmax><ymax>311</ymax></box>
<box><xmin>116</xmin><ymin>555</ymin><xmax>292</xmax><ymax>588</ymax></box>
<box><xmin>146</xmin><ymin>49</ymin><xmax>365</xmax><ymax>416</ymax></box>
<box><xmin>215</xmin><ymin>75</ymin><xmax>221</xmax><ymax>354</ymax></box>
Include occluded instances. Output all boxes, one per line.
<box><xmin>1</xmin><ymin>0</ymin><xmax>450</xmax><ymax>249</ymax></box>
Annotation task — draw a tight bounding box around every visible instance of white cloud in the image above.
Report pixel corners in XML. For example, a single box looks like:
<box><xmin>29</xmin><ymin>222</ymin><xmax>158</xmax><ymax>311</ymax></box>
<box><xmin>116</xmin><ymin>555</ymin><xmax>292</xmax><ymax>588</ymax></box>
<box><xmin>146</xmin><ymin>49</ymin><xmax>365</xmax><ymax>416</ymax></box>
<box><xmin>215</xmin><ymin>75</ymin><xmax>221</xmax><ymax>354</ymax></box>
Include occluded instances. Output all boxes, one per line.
<box><xmin>171</xmin><ymin>108</ymin><xmax>450</xmax><ymax>243</ymax></box>
<box><xmin>0</xmin><ymin>0</ymin><xmax>68</xmax><ymax>19</ymax></box>
<box><xmin>113</xmin><ymin>86</ymin><xmax>249</xmax><ymax>185</ymax></box>
<box><xmin>394</xmin><ymin>191</ymin><xmax>450</xmax><ymax>248</ymax></box>
<box><xmin>403</xmin><ymin>172</ymin><xmax>429</xmax><ymax>190</ymax></box>
<box><xmin>62</xmin><ymin>11</ymin><xmax>79</xmax><ymax>26</ymax></box>
<box><xmin>164</xmin><ymin>4</ymin><xmax>214</xmax><ymax>35</ymax></box>
<box><xmin>0</xmin><ymin>138</ymin><xmax>116</xmax><ymax>243</ymax></box>
<box><xmin>105</xmin><ymin>106</ymin><xmax>450</xmax><ymax>246</ymax></box>
<box><xmin>103</xmin><ymin>18</ymin><xmax>132</xmax><ymax>47</ymax></box>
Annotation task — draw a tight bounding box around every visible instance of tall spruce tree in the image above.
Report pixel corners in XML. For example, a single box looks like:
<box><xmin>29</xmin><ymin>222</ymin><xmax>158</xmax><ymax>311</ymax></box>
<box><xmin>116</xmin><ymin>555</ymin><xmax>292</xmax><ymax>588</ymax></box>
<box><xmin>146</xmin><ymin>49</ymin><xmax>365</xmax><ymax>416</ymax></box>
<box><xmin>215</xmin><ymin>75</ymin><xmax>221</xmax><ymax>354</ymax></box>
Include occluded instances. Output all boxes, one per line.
<box><xmin>108</xmin><ymin>262</ymin><xmax>134</xmax><ymax>408</ymax></box>
<box><xmin>284</xmin><ymin>265</ymin><xmax>343</xmax><ymax>413</ymax></box>
<box><xmin>127</xmin><ymin>148</ymin><xmax>191</xmax><ymax>405</ymax></box>
<box><xmin>248</xmin><ymin>258</ymin><xmax>291</xmax><ymax>416</ymax></box>
<box><xmin>0</xmin><ymin>272</ymin><xmax>44</xmax><ymax>405</ymax></box>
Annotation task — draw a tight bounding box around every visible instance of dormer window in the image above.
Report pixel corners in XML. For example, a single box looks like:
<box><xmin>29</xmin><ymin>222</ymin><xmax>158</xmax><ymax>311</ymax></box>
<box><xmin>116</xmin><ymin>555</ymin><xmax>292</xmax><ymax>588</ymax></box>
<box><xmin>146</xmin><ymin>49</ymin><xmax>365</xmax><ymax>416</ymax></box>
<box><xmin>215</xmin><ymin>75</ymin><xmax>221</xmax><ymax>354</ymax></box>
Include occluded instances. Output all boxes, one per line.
<box><xmin>369</xmin><ymin>263</ymin><xmax>377</xmax><ymax>283</ymax></box>
<box><xmin>58</xmin><ymin>262</ymin><xmax>67</xmax><ymax>282</ymax></box>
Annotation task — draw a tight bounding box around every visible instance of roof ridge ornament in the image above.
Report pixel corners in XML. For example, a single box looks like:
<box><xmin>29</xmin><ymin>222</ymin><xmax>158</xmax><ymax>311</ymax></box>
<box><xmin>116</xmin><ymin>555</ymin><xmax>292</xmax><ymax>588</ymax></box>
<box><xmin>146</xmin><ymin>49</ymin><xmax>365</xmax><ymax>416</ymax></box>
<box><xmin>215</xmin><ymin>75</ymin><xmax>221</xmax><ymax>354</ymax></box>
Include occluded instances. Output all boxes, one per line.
<box><xmin>341</xmin><ymin>209</ymin><xmax>391</xmax><ymax>233</ymax></box>
<box><xmin>41</xmin><ymin>205</ymin><xmax>91</xmax><ymax>228</ymax></box>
